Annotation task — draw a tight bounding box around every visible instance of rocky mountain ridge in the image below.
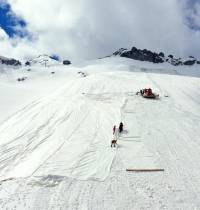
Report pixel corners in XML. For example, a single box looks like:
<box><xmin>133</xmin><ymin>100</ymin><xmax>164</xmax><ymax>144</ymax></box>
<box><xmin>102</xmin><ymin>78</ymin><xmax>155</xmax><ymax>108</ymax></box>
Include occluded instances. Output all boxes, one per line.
<box><xmin>113</xmin><ymin>47</ymin><xmax>200</xmax><ymax>66</ymax></box>
<box><xmin>0</xmin><ymin>56</ymin><xmax>21</xmax><ymax>66</ymax></box>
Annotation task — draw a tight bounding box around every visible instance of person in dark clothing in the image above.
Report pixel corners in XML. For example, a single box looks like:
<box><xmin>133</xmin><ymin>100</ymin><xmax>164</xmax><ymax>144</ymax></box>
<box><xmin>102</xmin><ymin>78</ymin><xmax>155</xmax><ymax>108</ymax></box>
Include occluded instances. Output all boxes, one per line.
<box><xmin>111</xmin><ymin>139</ymin><xmax>117</xmax><ymax>147</ymax></box>
<box><xmin>119</xmin><ymin>122</ymin><xmax>123</xmax><ymax>133</ymax></box>
<box><xmin>113</xmin><ymin>125</ymin><xmax>116</xmax><ymax>135</ymax></box>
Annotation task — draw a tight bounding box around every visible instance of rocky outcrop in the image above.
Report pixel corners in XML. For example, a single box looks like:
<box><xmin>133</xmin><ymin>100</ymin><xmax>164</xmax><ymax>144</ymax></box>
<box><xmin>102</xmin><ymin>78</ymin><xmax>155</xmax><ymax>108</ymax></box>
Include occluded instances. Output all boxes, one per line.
<box><xmin>183</xmin><ymin>60</ymin><xmax>196</xmax><ymax>65</ymax></box>
<box><xmin>63</xmin><ymin>60</ymin><xmax>71</xmax><ymax>65</ymax></box>
<box><xmin>129</xmin><ymin>47</ymin><xmax>162</xmax><ymax>63</ymax></box>
<box><xmin>114</xmin><ymin>47</ymin><xmax>164</xmax><ymax>63</ymax></box>
<box><xmin>0</xmin><ymin>56</ymin><xmax>21</xmax><ymax>66</ymax></box>
<box><xmin>25</xmin><ymin>61</ymin><xmax>31</xmax><ymax>66</ymax></box>
<box><xmin>113</xmin><ymin>47</ymin><xmax>200</xmax><ymax>66</ymax></box>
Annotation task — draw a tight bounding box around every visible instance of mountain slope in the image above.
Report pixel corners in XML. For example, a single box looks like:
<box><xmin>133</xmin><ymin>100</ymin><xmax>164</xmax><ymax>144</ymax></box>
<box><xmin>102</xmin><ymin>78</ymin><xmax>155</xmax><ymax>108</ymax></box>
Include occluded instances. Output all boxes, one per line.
<box><xmin>0</xmin><ymin>57</ymin><xmax>200</xmax><ymax>209</ymax></box>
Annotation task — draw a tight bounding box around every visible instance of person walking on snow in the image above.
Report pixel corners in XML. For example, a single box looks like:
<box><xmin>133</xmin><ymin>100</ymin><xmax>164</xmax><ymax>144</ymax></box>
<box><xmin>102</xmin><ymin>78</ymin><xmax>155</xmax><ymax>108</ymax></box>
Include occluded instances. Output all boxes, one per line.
<box><xmin>113</xmin><ymin>125</ymin><xmax>116</xmax><ymax>135</ymax></box>
<box><xmin>119</xmin><ymin>122</ymin><xmax>124</xmax><ymax>133</ymax></box>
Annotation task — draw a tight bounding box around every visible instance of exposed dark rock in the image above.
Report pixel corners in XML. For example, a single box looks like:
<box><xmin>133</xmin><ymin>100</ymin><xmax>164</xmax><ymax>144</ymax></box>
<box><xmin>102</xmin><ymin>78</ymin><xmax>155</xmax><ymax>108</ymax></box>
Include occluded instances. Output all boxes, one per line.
<box><xmin>113</xmin><ymin>46</ymin><xmax>200</xmax><ymax>67</ymax></box>
<box><xmin>0</xmin><ymin>57</ymin><xmax>21</xmax><ymax>66</ymax></box>
<box><xmin>159</xmin><ymin>52</ymin><xmax>164</xmax><ymax>57</ymax></box>
<box><xmin>170</xmin><ymin>59</ymin><xmax>183</xmax><ymax>66</ymax></box>
<box><xmin>25</xmin><ymin>61</ymin><xmax>31</xmax><ymax>66</ymax></box>
<box><xmin>183</xmin><ymin>60</ymin><xmax>196</xmax><ymax>65</ymax></box>
<box><xmin>17</xmin><ymin>77</ymin><xmax>27</xmax><ymax>82</ymax></box>
<box><xmin>78</xmin><ymin>71</ymin><xmax>87</xmax><ymax>77</ymax></box>
<box><xmin>113</xmin><ymin>48</ymin><xmax>127</xmax><ymax>56</ymax></box>
<box><xmin>116</xmin><ymin>47</ymin><xmax>164</xmax><ymax>63</ymax></box>
<box><xmin>168</xmin><ymin>55</ymin><xmax>173</xmax><ymax>58</ymax></box>
<box><xmin>63</xmin><ymin>60</ymin><xmax>71</xmax><ymax>65</ymax></box>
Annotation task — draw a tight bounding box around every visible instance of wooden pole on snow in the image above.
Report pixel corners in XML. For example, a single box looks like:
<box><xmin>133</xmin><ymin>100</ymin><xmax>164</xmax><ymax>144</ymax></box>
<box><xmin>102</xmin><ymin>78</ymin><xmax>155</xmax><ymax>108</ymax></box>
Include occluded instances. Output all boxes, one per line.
<box><xmin>126</xmin><ymin>169</ymin><xmax>164</xmax><ymax>172</ymax></box>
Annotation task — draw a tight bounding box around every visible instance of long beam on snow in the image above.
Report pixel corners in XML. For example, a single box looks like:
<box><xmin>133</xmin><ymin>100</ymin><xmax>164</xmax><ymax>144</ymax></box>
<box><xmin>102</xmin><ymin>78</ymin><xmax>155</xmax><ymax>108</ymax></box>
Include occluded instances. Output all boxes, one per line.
<box><xmin>126</xmin><ymin>169</ymin><xmax>164</xmax><ymax>172</ymax></box>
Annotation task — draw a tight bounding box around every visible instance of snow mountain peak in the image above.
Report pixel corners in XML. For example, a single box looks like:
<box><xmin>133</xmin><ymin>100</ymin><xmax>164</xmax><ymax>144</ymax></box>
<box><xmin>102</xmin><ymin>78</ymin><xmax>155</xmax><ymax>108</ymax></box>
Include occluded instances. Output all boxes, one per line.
<box><xmin>25</xmin><ymin>54</ymin><xmax>61</xmax><ymax>67</ymax></box>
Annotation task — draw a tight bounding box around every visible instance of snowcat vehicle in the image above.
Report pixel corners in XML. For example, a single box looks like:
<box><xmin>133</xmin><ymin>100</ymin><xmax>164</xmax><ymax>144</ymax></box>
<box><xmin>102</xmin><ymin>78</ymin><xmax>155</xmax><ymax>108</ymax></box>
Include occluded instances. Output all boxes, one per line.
<box><xmin>137</xmin><ymin>88</ymin><xmax>159</xmax><ymax>99</ymax></box>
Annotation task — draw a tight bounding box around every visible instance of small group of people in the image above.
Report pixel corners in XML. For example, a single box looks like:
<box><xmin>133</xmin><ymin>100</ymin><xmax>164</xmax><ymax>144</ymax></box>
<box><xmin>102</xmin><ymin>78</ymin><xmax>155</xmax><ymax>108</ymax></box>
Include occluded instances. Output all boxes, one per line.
<box><xmin>111</xmin><ymin>122</ymin><xmax>124</xmax><ymax>147</ymax></box>
<box><xmin>113</xmin><ymin>122</ymin><xmax>124</xmax><ymax>134</ymax></box>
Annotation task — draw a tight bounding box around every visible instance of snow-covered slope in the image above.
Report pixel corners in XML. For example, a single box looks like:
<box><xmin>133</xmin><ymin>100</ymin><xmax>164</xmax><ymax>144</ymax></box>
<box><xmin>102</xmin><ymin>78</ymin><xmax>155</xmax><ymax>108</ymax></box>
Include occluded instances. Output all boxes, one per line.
<box><xmin>0</xmin><ymin>57</ymin><xmax>200</xmax><ymax>209</ymax></box>
<box><xmin>25</xmin><ymin>54</ymin><xmax>61</xmax><ymax>67</ymax></box>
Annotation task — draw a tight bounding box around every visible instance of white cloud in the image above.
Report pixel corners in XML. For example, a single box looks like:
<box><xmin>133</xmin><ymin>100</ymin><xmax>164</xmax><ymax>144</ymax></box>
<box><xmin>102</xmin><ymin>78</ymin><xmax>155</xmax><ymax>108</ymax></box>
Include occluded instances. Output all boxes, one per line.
<box><xmin>1</xmin><ymin>0</ymin><xmax>200</xmax><ymax>61</ymax></box>
<box><xmin>0</xmin><ymin>27</ymin><xmax>13</xmax><ymax>56</ymax></box>
<box><xmin>188</xmin><ymin>2</ymin><xmax>200</xmax><ymax>28</ymax></box>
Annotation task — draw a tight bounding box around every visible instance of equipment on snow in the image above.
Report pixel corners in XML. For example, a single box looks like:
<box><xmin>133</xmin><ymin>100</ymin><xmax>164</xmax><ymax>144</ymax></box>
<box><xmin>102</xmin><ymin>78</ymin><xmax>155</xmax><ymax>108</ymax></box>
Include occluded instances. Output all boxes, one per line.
<box><xmin>137</xmin><ymin>88</ymin><xmax>159</xmax><ymax>99</ymax></box>
<box><xmin>126</xmin><ymin>169</ymin><xmax>164</xmax><ymax>172</ymax></box>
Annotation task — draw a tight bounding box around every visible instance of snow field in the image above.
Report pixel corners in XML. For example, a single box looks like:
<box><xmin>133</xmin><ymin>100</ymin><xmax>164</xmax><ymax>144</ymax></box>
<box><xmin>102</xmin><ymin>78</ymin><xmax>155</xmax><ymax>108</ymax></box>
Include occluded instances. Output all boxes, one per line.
<box><xmin>0</xmin><ymin>57</ymin><xmax>200</xmax><ymax>209</ymax></box>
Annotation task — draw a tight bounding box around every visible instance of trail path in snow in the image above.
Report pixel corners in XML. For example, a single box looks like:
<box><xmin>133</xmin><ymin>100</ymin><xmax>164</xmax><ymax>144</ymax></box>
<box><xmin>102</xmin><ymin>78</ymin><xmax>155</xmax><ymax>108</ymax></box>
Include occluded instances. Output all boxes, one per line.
<box><xmin>117</xmin><ymin>95</ymin><xmax>158</xmax><ymax>171</ymax></box>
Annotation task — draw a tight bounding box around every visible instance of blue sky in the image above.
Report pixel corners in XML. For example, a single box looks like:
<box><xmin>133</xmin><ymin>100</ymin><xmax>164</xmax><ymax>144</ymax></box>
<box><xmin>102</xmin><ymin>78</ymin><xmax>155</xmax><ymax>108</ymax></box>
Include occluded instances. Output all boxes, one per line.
<box><xmin>0</xmin><ymin>2</ymin><xmax>27</xmax><ymax>38</ymax></box>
